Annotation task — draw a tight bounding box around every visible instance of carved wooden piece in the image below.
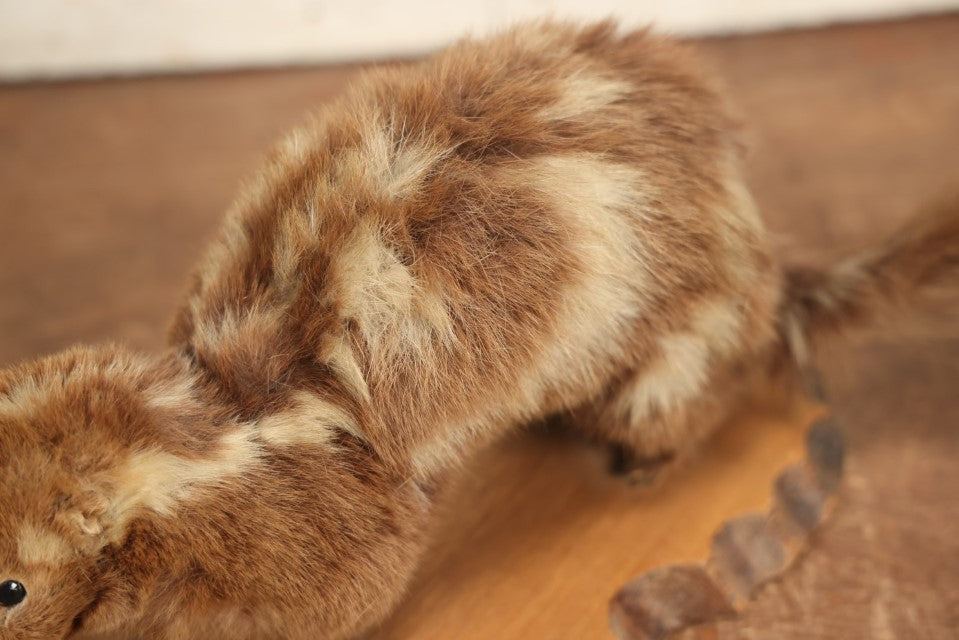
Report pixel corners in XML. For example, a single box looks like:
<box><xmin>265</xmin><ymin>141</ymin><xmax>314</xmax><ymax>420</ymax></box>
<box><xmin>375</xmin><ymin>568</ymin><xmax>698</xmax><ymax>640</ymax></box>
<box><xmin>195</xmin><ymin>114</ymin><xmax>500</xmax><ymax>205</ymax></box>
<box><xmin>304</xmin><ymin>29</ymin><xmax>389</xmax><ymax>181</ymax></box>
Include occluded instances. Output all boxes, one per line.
<box><xmin>609</xmin><ymin>411</ymin><xmax>844</xmax><ymax>639</ymax></box>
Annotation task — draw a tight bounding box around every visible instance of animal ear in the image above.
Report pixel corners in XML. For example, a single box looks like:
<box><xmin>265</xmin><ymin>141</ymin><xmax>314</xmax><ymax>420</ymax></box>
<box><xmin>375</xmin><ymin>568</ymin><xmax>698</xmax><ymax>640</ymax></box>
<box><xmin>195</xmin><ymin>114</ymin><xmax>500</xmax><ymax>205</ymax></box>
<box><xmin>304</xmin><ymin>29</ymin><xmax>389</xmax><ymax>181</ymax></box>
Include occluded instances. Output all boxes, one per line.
<box><xmin>53</xmin><ymin>489</ymin><xmax>112</xmax><ymax>550</ymax></box>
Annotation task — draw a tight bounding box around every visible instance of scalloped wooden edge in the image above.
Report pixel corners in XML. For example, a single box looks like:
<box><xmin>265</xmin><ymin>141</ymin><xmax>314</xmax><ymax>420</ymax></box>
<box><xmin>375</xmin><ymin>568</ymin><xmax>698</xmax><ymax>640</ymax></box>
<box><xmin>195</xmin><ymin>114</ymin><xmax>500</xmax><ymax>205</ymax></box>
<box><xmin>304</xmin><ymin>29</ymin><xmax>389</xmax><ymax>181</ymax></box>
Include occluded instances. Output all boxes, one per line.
<box><xmin>609</xmin><ymin>395</ymin><xmax>844</xmax><ymax>640</ymax></box>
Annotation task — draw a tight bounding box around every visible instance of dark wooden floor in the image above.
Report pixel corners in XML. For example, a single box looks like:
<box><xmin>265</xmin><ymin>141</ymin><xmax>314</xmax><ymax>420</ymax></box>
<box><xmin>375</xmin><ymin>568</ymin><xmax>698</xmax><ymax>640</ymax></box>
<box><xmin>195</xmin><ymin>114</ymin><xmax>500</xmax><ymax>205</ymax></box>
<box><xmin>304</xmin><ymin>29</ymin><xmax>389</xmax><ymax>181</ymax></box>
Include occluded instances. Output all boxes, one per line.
<box><xmin>2</xmin><ymin>14</ymin><xmax>958</xmax><ymax>639</ymax></box>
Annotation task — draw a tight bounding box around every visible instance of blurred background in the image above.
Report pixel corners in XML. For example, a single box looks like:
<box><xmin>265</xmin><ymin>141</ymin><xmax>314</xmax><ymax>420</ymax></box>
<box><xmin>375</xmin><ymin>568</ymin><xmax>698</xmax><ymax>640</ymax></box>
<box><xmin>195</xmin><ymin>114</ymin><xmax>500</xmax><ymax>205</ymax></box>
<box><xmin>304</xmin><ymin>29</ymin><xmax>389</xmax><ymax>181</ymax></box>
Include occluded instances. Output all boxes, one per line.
<box><xmin>1</xmin><ymin>0</ymin><xmax>958</xmax><ymax>80</ymax></box>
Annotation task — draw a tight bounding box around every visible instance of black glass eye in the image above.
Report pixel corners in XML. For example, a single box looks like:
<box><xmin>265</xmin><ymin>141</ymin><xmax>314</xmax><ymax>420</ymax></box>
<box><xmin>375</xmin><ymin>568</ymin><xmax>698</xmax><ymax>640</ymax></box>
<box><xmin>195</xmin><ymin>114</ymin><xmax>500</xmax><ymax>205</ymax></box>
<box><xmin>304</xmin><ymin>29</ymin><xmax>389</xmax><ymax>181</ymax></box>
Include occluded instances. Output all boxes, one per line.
<box><xmin>0</xmin><ymin>580</ymin><xmax>26</xmax><ymax>607</ymax></box>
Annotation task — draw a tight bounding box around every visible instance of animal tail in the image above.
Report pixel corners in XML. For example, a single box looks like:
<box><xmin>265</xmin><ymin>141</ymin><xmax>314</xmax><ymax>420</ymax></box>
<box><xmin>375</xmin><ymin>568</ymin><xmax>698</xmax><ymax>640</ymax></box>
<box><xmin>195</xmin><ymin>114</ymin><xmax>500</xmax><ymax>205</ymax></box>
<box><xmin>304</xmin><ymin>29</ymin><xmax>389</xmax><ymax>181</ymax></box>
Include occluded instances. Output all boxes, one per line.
<box><xmin>780</xmin><ymin>187</ymin><xmax>959</xmax><ymax>364</ymax></box>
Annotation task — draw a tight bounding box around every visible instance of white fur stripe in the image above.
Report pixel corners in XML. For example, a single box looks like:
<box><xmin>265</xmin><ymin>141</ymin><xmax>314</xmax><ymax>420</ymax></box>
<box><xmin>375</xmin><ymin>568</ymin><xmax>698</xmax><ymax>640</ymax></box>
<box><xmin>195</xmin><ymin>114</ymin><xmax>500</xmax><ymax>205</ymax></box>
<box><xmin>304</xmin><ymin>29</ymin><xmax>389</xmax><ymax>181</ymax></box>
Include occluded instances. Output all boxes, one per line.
<box><xmin>113</xmin><ymin>426</ymin><xmax>262</xmax><ymax>523</ymax></box>
<box><xmin>257</xmin><ymin>391</ymin><xmax>361</xmax><ymax>446</ymax></box>
<box><xmin>17</xmin><ymin>523</ymin><xmax>73</xmax><ymax>567</ymax></box>
<box><xmin>332</xmin><ymin>220</ymin><xmax>454</xmax><ymax>361</ymax></box>
<box><xmin>616</xmin><ymin>298</ymin><xmax>743</xmax><ymax>423</ymax></box>
<box><xmin>540</xmin><ymin>70</ymin><xmax>633</xmax><ymax>121</ymax></box>
<box><xmin>111</xmin><ymin>391</ymin><xmax>358</xmax><ymax>527</ymax></box>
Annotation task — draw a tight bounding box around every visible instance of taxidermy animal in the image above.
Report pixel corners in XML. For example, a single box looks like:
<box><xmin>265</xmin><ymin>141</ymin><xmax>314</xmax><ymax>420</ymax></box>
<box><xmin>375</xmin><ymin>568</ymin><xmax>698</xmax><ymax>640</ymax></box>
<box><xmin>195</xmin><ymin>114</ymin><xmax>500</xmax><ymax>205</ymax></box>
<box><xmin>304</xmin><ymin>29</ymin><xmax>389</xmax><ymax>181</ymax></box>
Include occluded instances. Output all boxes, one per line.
<box><xmin>1</xmin><ymin>20</ymin><xmax>957</xmax><ymax>640</ymax></box>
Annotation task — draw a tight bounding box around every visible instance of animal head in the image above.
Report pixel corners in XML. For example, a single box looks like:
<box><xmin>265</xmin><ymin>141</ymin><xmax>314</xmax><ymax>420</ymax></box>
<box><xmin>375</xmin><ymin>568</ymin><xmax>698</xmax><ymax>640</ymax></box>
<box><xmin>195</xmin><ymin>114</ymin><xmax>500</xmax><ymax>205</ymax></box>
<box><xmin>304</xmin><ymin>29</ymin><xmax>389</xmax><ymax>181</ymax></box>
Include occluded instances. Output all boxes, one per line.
<box><xmin>0</xmin><ymin>345</ymin><xmax>198</xmax><ymax>638</ymax></box>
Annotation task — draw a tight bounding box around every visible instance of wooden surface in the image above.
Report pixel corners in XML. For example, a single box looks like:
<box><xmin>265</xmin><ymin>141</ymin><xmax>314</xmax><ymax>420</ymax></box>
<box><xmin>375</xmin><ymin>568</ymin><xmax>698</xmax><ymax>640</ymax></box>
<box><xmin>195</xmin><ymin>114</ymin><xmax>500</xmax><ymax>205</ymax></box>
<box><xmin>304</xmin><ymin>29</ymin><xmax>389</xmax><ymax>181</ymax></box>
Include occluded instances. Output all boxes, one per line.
<box><xmin>370</xmin><ymin>402</ymin><xmax>819</xmax><ymax>640</ymax></box>
<box><xmin>2</xmin><ymin>14</ymin><xmax>958</xmax><ymax>640</ymax></box>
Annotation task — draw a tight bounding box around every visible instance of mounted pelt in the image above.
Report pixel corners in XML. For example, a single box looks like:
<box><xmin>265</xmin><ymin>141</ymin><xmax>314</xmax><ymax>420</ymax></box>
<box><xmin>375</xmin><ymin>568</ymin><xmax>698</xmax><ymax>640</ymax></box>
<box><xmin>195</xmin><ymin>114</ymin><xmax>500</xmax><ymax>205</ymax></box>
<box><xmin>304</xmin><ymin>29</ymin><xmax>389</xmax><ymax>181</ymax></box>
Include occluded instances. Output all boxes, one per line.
<box><xmin>0</xmin><ymin>20</ymin><xmax>956</xmax><ymax>640</ymax></box>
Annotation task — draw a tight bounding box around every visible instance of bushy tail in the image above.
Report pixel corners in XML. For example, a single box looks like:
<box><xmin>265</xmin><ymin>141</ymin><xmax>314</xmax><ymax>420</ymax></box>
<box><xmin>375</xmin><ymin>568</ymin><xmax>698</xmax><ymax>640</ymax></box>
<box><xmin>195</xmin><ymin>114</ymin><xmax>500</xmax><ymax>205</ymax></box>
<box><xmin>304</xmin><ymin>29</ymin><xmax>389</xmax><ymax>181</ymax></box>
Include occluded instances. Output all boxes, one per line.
<box><xmin>781</xmin><ymin>187</ymin><xmax>959</xmax><ymax>363</ymax></box>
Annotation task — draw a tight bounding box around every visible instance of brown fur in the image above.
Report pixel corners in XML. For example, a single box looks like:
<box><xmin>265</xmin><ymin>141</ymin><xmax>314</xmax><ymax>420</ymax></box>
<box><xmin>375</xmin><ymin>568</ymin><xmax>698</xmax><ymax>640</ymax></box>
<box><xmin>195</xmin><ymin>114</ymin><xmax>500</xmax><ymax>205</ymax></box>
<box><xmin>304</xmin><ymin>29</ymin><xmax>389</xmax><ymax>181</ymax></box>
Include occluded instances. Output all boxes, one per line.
<box><xmin>783</xmin><ymin>188</ymin><xmax>959</xmax><ymax>360</ymax></box>
<box><xmin>0</xmin><ymin>21</ymin><xmax>957</xmax><ymax>639</ymax></box>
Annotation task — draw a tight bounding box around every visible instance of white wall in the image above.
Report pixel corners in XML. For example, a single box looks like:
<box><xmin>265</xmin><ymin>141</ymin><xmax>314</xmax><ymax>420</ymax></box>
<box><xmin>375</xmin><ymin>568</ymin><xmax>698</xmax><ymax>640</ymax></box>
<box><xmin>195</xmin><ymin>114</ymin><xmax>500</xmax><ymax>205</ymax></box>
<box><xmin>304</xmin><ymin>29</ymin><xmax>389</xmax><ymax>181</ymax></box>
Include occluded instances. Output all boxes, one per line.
<box><xmin>1</xmin><ymin>0</ymin><xmax>957</xmax><ymax>80</ymax></box>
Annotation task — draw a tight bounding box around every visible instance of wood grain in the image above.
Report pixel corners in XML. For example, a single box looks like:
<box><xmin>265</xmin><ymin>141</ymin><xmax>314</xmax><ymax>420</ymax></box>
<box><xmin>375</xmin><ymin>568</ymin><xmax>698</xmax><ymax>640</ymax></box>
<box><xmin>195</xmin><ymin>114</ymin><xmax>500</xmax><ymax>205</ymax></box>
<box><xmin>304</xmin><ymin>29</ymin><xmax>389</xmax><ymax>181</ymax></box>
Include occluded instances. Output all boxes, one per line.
<box><xmin>1</xmin><ymin>13</ymin><xmax>958</xmax><ymax>640</ymax></box>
